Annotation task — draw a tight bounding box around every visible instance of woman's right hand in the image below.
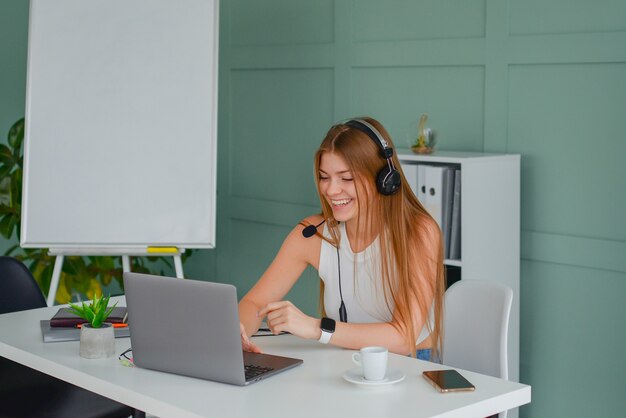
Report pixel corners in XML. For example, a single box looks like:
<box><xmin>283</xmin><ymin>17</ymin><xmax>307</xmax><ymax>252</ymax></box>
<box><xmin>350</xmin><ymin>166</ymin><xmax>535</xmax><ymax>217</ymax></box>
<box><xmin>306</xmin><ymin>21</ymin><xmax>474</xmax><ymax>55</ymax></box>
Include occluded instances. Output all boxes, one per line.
<box><xmin>240</xmin><ymin>322</ymin><xmax>262</xmax><ymax>353</ymax></box>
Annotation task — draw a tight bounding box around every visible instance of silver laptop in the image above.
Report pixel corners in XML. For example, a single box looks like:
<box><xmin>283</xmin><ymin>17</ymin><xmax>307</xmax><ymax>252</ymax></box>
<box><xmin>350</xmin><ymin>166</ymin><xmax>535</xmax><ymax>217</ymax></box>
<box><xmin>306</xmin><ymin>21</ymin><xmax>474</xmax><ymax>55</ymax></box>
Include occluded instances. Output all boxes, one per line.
<box><xmin>123</xmin><ymin>272</ymin><xmax>303</xmax><ymax>385</ymax></box>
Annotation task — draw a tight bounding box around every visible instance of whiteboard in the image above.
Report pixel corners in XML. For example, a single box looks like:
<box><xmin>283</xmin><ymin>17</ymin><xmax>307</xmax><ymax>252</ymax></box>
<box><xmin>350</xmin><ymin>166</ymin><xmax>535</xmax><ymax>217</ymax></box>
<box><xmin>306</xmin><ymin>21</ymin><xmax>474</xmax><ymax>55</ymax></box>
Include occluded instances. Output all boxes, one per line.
<box><xmin>21</xmin><ymin>0</ymin><xmax>219</xmax><ymax>249</ymax></box>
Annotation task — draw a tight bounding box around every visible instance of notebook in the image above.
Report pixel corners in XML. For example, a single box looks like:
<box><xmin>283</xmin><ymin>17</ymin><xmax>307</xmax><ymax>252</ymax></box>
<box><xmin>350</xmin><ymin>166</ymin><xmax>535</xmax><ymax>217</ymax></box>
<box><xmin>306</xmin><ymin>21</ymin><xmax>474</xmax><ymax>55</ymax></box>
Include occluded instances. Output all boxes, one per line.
<box><xmin>123</xmin><ymin>272</ymin><xmax>303</xmax><ymax>386</ymax></box>
<box><xmin>50</xmin><ymin>307</ymin><xmax>128</xmax><ymax>327</ymax></box>
<box><xmin>40</xmin><ymin>320</ymin><xmax>130</xmax><ymax>343</ymax></box>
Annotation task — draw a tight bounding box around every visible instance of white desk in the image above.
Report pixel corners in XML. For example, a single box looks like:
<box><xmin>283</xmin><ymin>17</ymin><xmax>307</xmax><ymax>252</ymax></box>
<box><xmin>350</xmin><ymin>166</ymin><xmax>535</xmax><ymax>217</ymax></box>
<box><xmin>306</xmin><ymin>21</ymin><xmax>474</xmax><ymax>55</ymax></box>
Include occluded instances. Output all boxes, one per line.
<box><xmin>0</xmin><ymin>297</ymin><xmax>530</xmax><ymax>418</ymax></box>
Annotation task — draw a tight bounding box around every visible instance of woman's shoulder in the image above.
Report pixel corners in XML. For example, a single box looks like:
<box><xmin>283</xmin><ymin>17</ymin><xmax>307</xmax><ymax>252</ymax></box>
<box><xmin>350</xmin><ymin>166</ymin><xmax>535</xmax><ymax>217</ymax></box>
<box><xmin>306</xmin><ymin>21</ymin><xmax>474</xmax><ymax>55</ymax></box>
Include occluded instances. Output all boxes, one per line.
<box><xmin>284</xmin><ymin>214</ymin><xmax>325</xmax><ymax>267</ymax></box>
<box><xmin>285</xmin><ymin>214</ymin><xmax>325</xmax><ymax>241</ymax></box>
<box><xmin>300</xmin><ymin>214</ymin><xmax>325</xmax><ymax>228</ymax></box>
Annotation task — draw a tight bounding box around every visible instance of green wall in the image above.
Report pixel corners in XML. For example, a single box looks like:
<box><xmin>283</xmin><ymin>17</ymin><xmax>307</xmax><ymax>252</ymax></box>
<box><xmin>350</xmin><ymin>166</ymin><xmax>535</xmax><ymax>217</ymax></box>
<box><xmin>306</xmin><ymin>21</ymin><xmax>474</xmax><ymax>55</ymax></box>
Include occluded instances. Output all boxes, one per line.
<box><xmin>2</xmin><ymin>1</ymin><xmax>625</xmax><ymax>417</ymax></box>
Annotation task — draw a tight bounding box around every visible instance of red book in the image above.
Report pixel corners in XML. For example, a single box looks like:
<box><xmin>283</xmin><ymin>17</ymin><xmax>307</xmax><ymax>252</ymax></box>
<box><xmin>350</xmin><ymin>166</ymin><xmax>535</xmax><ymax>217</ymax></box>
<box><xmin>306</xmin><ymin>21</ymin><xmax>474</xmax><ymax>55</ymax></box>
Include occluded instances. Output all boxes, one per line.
<box><xmin>49</xmin><ymin>307</ymin><xmax>128</xmax><ymax>328</ymax></box>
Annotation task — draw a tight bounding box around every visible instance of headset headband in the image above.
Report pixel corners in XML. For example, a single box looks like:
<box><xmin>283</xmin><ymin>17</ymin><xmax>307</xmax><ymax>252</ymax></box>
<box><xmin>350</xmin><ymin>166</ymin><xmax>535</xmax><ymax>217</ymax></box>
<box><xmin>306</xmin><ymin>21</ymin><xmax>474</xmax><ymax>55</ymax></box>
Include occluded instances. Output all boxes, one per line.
<box><xmin>342</xmin><ymin>118</ymin><xmax>401</xmax><ymax>196</ymax></box>
<box><xmin>344</xmin><ymin>119</ymin><xmax>394</xmax><ymax>159</ymax></box>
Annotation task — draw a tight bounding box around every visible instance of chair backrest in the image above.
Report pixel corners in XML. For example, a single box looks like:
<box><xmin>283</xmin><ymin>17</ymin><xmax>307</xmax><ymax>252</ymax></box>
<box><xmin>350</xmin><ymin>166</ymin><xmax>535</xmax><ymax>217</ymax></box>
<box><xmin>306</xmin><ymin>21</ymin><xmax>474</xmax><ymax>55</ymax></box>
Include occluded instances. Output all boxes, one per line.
<box><xmin>442</xmin><ymin>279</ymin><xmax>513</xmax><ymax>380</ymax></box>
<box><xmin>0</xmin><ymin>256</ymin><xmax>47</xmax><ymax>314</ymax></box>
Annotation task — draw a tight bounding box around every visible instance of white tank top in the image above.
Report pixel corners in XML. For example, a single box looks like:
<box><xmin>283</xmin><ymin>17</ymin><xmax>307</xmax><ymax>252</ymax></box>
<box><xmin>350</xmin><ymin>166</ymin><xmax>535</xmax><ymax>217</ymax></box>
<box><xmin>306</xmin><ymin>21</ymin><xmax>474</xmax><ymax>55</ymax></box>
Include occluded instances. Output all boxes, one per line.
<box><xmin>319</xmin><ymin>223</ymin><xmax>392</xmax><ymax>323</ymax></box>
<box><xmin>318</xmin><ymin>223</ymin><xmax>431</xmax><ymax>344</ymax></box>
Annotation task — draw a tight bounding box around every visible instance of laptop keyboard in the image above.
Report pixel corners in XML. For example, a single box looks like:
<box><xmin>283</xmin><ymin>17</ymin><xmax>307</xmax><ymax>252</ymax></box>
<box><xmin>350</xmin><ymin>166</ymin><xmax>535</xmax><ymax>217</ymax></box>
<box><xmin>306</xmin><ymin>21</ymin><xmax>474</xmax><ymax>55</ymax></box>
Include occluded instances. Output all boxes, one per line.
<box><xmin>245</xmin><ymin>364</ymin><xmax>274</xmax><ymax>380</ymax></box>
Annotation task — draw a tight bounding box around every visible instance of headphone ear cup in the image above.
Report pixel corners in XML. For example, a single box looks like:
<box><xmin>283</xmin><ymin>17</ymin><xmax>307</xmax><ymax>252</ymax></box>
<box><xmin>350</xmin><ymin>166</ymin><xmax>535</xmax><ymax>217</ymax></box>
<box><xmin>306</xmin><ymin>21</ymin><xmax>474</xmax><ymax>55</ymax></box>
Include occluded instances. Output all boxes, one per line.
<box><xmin>376</xmin><ymin>166</ymin><xmax>401</xmax><ymax>195</ymax></box>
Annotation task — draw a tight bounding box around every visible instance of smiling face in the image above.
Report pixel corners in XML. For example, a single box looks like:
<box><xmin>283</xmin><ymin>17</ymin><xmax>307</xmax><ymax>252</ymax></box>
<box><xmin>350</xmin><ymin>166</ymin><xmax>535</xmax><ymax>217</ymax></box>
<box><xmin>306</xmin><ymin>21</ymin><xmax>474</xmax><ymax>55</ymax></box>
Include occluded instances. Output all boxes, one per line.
<box><xmin>318</xmin><ymin>152</ymin><xmax>366</xmax><ymax>227</ymax></box>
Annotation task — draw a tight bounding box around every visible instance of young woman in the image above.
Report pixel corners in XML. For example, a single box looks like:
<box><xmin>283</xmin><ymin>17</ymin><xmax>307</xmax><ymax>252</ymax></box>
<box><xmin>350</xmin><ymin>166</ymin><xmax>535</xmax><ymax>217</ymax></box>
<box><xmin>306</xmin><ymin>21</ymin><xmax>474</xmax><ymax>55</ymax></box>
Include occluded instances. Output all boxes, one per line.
<box><xmin>238</xmin><ymin>117</ymin><xmax>444</xmax><ymax>359</ymax></box>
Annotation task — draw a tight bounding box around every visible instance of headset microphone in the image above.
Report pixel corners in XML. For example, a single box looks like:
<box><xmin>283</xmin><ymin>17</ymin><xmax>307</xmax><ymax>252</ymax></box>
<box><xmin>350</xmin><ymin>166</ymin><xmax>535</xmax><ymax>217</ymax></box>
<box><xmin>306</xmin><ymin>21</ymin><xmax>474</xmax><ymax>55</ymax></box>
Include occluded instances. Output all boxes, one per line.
<box><xmin>302</xmin><ymin>219</ymin><xmax>326</xmax><ymax>238</ymax></box>
<box><xmin>302</xmin><ymin>219</ymin><xmax>348</xmax><ymax>322</ymax></box>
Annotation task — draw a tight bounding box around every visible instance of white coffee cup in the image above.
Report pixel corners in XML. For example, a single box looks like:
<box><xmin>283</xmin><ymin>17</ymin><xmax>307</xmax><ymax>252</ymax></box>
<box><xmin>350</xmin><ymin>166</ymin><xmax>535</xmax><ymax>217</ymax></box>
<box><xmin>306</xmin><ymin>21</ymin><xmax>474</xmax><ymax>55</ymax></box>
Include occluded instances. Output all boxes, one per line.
<box><xmin>352</xmin><ymin>346</ymin><xmax>388</xmax><ymax>381</ymax></box>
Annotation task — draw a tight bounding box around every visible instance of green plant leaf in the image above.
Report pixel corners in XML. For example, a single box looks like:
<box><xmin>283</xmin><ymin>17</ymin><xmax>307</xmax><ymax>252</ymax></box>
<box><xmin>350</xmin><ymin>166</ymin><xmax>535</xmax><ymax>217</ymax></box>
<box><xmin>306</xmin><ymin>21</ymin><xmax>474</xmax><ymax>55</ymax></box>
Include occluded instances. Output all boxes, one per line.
<box><xmin>0</xmin><ymin>144</ymin><xmax>13</xmax><ymax>165</ymax></box>
<box><xmin>0</xmin><ymin>214</ymin><xmax>15</xmax><ymax>238</ymax></box>
<box><xmin>0</xmin><ymin>204</ymin><xmax>14</xmax><ymax>214</ymax></box>
<box><xmin>68</xmin><ymin>303</ymin><xmax>85</xmax><ymax>318</ymax></box>
<box><xmin>55</xmin><ymin>275</ymin><xmax>72</xmax><ymax>304</ymax></box>
<box><xmin>82</xmin><ymin>294</ymin><xmax>116</xmax><ymax>328</ymax></box>
<box><xmin>0</xmin><ymin>176</ymin><xmax>11</xmax><ymax>206</ymax></box>
<box><xmin>3</xmin><ymin>243</ymin><xmax>20</xmax><ymax>256</ymax></box>
<box><xmin>10</xmin><ymin>170</ymin><xmax>20</xmax><ymax>209</ymax></box>
<box><xmin>103</xmin><ymin>302</ymin><xmax>117</xmax><ymax>320</ymax></box>
<box><xmin>83</xmin><ymin>301</ymin><xmax>95</xmax><ymax>323</ymax></box>
<box><xmin>7</xmin><ymin>118</ymin><xmax>25</xmax><ymax>150</ymax></box>
<box><xmin>0</xmin><ymin>163</ymin><xmax>12</xmax><ymax>180</ymax></box>
<box><xmin>101</xmin><ymin>272</ymin><xmax>112</xmax><ymax>286</ymax></box>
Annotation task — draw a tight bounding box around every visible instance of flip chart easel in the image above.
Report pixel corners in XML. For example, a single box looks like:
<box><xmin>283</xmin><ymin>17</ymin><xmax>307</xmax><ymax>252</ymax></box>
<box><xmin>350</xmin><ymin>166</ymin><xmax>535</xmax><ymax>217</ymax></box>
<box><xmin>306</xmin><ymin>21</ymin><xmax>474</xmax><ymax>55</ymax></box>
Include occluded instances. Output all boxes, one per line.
<box><xmin>46</xmin><ymin>247</ymin><xmax>185</xmax><ymax>307</ymax></box>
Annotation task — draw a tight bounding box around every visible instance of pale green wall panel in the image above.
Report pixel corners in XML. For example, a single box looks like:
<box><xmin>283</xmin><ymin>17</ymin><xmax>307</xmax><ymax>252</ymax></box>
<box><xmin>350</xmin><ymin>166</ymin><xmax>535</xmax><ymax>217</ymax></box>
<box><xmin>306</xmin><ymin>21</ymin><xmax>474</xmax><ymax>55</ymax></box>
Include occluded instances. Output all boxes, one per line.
<box><xmin>0</xmin><ymin>0</ymin><xmax>28</xmax><ymax>254</ymax></box>
<box><xmin>509</xmin><ymin>0</ymin><xmax>626</xmax><ymax>35</ymax></box>
<box><xmin>230</xmin><ymin>0</ymin><xmax>334</xmax><ymax>46</ymax></box>
<box><xmin>353</xmin><ymin>0</ymin><xmax>486</xmax><ymax>41</ymax></box>
<box><xmin>230</xmin><ymin>68</ymin><xmax>334</xmax><ymax>206</ymax></box>
<box><xmin>351</xmin><ymin>66</ymin><xmax>485</xmax><ymax>151</ymax></box>
<box><xmin>508</xmin><ymin>63</ymin><xmax>626</xmax><ymax>241</ymax></box>
<box><xmin>224</xmin><ymin>219</ymin><xmax>319</xmax><ymax>316</ymax></box>
<box><xmin>522</xmin><ymin>230</ymin><xmax>626</xmax><ymax>274</ymax></box>
<box><xmin>521</xmin><ymin>260</ymin><xmax>626</xmax><ymax>417</ymax></box>
<box><xmin>0</xmin><ymin>0</ymin><xmax>28</xmax><ymax>148</ymax></box>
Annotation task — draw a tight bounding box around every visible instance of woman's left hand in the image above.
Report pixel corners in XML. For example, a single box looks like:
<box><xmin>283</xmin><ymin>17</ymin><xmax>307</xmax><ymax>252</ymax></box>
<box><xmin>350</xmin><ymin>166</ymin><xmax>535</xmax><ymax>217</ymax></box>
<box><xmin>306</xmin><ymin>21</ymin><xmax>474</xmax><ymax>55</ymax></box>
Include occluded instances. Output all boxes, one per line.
<box><xmin>258</xmin><ymin>301</ymin><xmax>321</xmax><ymax>340</ymax></box>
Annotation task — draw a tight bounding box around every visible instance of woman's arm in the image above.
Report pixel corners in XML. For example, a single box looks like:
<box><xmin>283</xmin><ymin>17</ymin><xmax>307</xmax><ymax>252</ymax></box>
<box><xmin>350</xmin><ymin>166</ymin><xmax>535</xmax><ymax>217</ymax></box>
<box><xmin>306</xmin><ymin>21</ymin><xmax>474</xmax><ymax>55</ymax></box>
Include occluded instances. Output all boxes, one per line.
<box><xmin>260</xmin><ymin>215</ymin><xmax>441</xmax><ymax>356</ymax></box>
<box><xmin>259</xmin><ymin>301</ymin><xmax>412</xmax><ymax>354</ymax></box>
<box><xmin>238</xmin><ymin>216</ymin><xmax>322</xmax><ymax>338</ymax></box>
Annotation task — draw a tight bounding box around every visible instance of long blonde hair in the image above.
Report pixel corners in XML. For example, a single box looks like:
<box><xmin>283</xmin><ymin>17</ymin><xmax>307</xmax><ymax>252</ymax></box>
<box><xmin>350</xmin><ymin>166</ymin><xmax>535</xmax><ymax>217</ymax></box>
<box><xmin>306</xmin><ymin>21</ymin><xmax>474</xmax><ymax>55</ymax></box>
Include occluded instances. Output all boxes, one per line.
<box><xmin>313</xmin><ymin>117</ymin><xmax>445</xmax><ymax>358</ymax></box>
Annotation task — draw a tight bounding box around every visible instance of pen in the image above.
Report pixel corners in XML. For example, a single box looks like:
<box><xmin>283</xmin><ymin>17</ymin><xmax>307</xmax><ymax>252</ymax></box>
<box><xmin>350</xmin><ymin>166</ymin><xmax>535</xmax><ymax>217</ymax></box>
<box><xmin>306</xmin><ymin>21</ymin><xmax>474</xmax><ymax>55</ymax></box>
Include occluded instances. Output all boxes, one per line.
<box><xmin>76</xmin><ymin>323</ymin><xmax>128</xmax><ymax>329</ymax></box>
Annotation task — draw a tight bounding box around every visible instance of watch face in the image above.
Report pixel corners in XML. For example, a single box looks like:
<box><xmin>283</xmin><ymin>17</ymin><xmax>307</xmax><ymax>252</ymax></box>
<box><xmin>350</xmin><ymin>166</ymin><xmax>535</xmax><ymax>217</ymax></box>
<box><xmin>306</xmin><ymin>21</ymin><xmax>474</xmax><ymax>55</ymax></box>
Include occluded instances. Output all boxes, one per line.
<box><xmin>321</xmin><ymin>317</ymin><xmax>336</xmax><ymax>333</ymax></box>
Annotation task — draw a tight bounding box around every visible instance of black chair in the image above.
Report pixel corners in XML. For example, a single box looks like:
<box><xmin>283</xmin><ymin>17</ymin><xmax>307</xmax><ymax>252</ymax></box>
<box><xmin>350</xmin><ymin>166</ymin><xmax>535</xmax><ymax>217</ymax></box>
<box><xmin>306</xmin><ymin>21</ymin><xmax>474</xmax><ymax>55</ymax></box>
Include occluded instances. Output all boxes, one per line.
<box><xmin>0</xmin><ymin>256</ymin><xmax>140</xmax><ymax>418</ymax></box>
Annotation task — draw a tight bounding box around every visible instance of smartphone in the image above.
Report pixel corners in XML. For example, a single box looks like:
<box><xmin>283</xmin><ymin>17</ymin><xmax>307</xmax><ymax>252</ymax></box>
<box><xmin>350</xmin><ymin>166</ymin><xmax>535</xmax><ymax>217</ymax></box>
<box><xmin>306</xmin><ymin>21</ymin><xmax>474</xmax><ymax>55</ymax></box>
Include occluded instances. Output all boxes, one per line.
<box><xmin>422</xmin><ymin>369</ymin><xmax>475</xmax><ymax>393</ymax></box>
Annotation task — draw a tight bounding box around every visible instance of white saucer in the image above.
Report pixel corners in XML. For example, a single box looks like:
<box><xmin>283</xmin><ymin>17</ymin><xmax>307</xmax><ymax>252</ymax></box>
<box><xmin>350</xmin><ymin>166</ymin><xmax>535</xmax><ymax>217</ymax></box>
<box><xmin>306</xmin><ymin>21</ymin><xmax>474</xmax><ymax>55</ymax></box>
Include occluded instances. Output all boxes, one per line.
<box><xmin>343</xmin><ymin>367</ymin><xmax>405</xmax><ymax>386</ymax></box>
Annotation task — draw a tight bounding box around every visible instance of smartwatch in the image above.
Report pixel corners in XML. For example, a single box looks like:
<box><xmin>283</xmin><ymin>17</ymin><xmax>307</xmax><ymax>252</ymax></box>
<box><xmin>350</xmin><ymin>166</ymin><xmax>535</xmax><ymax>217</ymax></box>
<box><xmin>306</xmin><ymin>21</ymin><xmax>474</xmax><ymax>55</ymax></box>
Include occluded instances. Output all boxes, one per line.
<box><xmin>318</xmin><ymin>317</ymin><xmax>336</xmax><ymax>344</ymax></box>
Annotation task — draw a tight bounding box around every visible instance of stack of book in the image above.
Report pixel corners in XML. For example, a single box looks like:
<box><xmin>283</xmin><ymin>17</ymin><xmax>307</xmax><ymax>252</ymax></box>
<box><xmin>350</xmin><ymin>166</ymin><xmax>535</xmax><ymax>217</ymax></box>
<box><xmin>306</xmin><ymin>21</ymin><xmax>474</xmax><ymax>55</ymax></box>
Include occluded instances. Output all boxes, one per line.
<box><xmin>49</xmin><ymin>307</ymin><xmax>128</xmax><ymax>327</ymax></box>
<box><xmin>40</xmin><ymin>306</ymin><xmax>129</xmax><ymax>343</ymax></box>
<box><xmin>403</xmin><ymin>163</ymin><xmax>461</xmax><ymax>260</ymax></box>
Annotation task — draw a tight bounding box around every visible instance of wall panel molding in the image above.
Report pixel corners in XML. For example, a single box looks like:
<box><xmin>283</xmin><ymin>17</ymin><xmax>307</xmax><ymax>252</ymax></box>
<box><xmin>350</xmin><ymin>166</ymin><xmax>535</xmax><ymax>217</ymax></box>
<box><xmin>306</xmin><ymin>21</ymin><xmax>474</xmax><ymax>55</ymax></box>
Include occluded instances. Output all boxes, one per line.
<box><xmin>229</xmin><ymin>0</ymin><xmax>334</xmax><ymax>47</ymax></box>
<box><xmin>508</xmin><ymin>0</ymin><xmax>626</xmax><ymax>36</ymax></box>
<box><xmin>228</xmin><ymin>196</ymin><xmax>318</xmax><ymax>228</ymax></box>
<box><xmin>522</xmin><ymin>230</ymin><xmax>626</xmax><ymax>274</ymax></box>
<box><xmin>353</xmin><ymin>0</ymin><xmax>486</xmax><ymax>42</ymax></box>
<box><xmin>229</xmin><ymin>45</ymin><xmax>335</xmax><ymax>69</ymax></box>
<box><xmin>351</xmin><ymin>38</ymin><xmax>485</xmax><ymax>67</ymax></box>
<box><xmin>507</xmin><ymin>32</ymin><xmax>626</xmax><ymax>64</ymax></box>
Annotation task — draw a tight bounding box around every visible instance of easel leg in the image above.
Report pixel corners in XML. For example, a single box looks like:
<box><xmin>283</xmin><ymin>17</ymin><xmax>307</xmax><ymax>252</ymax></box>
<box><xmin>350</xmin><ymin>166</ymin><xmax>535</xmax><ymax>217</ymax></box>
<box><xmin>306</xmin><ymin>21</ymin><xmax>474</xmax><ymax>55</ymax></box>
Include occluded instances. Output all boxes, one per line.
<box><xmin>122</xmin><ymin>255</ymin><xmax>131</xmax><ymax>272</ymax></box>
<box><xmin>47</xmin><ymin>255</ymin><xmax>64</xmax><ymax>306</ymax></box>
<box><xmin>173</xmin><ymin>255</ymin><xmax>184</xmax><ymax>278</ymax></box>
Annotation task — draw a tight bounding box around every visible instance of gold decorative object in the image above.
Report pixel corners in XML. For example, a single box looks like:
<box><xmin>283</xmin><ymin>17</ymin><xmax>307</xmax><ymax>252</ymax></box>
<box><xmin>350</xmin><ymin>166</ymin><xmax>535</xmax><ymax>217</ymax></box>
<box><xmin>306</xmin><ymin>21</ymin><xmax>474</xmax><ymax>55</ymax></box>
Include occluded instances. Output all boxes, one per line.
<box><xmin>411</xmin><ymin>113</ymin><xmax>436</xmax><ymax>154</ymax></box>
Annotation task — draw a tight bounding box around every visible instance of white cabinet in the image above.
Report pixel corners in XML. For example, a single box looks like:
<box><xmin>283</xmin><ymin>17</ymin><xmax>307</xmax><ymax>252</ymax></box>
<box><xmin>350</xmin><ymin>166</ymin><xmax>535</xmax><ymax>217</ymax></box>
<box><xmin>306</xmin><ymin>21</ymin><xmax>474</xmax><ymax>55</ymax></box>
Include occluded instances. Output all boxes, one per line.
<box><xmin>399</xmin><ymin>151</ymin><xmax>521</xmax><ymax>386</ymax></box>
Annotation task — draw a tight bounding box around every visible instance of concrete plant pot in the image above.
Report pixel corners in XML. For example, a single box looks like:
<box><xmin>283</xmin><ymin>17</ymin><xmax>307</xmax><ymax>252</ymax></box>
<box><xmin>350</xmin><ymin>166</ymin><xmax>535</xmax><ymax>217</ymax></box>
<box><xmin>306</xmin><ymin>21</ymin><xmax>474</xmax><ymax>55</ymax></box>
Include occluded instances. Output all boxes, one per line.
<box><xmin>79</xmin><ymin>323</ymin><xmax>115</xmax><ymax>359</ymax></box>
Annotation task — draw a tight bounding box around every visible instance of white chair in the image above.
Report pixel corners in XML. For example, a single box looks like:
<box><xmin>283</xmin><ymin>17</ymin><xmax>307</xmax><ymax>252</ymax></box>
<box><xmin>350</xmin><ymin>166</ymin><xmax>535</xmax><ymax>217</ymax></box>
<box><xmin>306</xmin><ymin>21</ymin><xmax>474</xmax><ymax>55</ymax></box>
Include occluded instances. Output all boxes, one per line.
<box><xmin>442</xmin><ymin>279</ymin><xmax>513</xmax><ymax>418</ymax></box>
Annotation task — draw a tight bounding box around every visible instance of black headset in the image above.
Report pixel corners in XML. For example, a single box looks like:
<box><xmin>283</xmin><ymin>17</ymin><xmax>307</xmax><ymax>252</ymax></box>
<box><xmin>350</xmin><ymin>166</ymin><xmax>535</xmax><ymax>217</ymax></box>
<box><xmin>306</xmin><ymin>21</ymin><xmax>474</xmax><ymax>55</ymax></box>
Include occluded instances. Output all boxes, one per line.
<box><xmin>344</xmin><ymin>119</ymin><xmax>402</xmax><ymax>196</ymax></box>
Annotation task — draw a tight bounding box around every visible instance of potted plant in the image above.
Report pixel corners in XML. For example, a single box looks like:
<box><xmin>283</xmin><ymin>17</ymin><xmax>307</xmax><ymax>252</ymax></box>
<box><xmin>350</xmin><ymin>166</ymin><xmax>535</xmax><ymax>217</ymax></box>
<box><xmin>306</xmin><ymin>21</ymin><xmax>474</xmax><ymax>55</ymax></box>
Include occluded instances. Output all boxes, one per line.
<box><xmin>69</xmin><ymin>294</ymin><xmax>117</xmax><ymax>359</ymax></box>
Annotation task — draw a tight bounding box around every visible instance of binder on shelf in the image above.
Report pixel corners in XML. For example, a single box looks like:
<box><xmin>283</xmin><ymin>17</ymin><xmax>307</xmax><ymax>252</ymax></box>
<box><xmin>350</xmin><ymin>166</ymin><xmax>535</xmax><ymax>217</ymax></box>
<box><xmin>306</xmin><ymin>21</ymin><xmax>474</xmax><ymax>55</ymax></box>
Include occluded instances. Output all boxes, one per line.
<box><xmin>449</xmin><ymin>169</ymin><xmax>462</xmax><ymax>260</ymax></box>
<box><xmin>402</xmin><ymin>163</ymin><xmax>419</xmax><ymax>197</ymax></box>
<box><xmin>442</xmin><ymin>168</ymin><xmax>454</xmax><ymax>258</ymax></box>
<box><xmin>423</xmin><ymin>165</ymin><xmax>445</xmax><ymax>228</ymax></box>
<box><xmin>417</xmin><ymin>165</ymin><xmax>427</xmax><ymax>205</ymax></box>
<box><xmin>422</xmin><ymin>165</ymin><xmax>455</xmax><ymax>258</ymax></box>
